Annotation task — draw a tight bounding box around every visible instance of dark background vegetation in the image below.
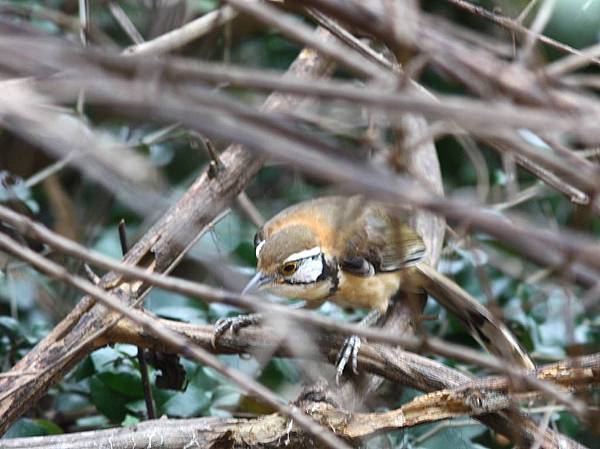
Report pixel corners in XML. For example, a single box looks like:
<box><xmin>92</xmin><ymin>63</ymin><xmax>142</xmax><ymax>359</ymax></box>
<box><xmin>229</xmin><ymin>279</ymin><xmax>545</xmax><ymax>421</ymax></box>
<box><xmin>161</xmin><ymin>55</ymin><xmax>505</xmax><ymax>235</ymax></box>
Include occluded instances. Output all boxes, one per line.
<box><xmin>0</xmin><ymin>1</ymin><xmax>598</xmax><ymax>448</ymax></box>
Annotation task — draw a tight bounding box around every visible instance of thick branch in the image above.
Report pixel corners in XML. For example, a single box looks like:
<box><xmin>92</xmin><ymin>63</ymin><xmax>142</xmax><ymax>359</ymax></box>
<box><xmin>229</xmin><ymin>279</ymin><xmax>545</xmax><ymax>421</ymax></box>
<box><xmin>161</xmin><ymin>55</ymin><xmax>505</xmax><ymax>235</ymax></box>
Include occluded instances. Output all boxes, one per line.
<box><xmin>0</xmin><ymin>395</ymin><xmax>578</xmax><ymax>449</ymax></box>
<box><xmin>109</xmin><ymin>318</ymin><xmax>599</xmax><ymax>400</ymax></box>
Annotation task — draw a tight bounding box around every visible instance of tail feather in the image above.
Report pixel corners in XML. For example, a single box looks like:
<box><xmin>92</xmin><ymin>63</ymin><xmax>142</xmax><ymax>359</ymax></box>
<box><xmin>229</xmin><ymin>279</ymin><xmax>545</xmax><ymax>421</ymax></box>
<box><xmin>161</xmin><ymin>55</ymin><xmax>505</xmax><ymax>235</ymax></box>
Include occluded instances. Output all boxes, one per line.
<box><xmin>416</xmin><ymin>264</ymin><xmax>534</xmax><ymax>370</ymax></box>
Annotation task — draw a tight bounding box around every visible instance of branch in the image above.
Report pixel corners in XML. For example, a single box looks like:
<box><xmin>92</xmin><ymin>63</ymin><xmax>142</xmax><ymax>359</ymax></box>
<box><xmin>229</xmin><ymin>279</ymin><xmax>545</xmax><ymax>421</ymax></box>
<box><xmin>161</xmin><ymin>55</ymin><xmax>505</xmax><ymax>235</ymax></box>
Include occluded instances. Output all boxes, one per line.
<box><xmin>0</xmin><ymin>394</ymin><xmax>582</xmax><ymax>449</ymax></box>
<box><xmin>0</xmin><ymin>212</ymin><xmax>352</xmax><ymax>449</ymax></box>
<box><xmin>443</xmin><ymin>0</ymin><xmax>600</xmax><ymax>67</ymax></box>
<box><xmin>124</xmin><ymin>5</ymin><xmax>238</xmax><ymax>56</ymax></box>
<box><xmin>109</xmin><ymin>317</ymin><xmax>594</xmax><ymax>449</ymax></box>
<box><xmin>108</xmin><ymin>317</ymin><xmax>599</xmax><ymax>400</ymax></box>
<box><xmin>4</xmin><ymin>37</ymin><xmax>596</xmax><ymax>281</ymax></box>
<box><xmin>0</xmin><ymin>5</ymin><xmax>595</xmax><ymax>447</ymax></box>
<box><xmin>4</xmin><ymin>33</ymin><xmax>600</xmax><ymax>209</ymax></box>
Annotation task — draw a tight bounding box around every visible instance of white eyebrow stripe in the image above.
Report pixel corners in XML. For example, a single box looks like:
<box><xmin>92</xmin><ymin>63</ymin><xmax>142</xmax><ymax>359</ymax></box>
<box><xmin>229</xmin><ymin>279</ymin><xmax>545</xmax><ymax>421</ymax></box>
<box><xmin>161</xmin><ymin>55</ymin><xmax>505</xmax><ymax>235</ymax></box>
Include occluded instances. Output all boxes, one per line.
<box><xmin>284</xmin><ymin>246</ymin><xmax>321</xmax><ymax>262</ymax></box>
<box><xmin>255</xmin><ymin>240</ymin><xmax>265</xmax><ymax>258</ymax></box>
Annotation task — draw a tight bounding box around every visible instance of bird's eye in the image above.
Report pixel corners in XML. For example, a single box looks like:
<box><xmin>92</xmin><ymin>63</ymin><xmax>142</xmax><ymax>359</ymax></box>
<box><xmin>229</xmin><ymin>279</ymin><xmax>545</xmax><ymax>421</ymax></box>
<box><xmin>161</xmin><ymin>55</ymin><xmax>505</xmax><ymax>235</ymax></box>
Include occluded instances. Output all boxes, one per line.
<box><xmin>281</xmin><ymin>261</ymin><xmax>298</xmax><ymax>275</ymax></box>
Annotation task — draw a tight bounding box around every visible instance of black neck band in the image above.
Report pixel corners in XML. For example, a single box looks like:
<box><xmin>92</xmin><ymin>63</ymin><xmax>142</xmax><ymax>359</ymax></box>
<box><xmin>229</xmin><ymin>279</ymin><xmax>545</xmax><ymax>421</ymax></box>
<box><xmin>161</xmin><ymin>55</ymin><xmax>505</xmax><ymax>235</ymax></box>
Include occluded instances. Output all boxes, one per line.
<box><xmin>318</xmin><ymin>255</ymin><xmax>339</xmax><ymax>297</ymax></box>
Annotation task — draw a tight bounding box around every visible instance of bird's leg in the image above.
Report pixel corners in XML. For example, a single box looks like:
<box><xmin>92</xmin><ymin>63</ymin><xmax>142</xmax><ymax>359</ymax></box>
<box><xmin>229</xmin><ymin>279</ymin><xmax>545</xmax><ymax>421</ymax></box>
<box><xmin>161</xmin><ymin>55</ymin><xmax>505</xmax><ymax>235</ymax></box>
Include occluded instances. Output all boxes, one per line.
<box><xmin>335</xmin><ymin>308</ymin><xmax>381</xmax><ymax>384</ymax></box>
<box><xmin>211</xmin><ymin>302</ymin><xmax>310</xmax><ymax>348</ymax></box>
<box><xmin>211</xmin><ymin>313</ymin><xmax>262</xmax><ymax>348</ymax></box>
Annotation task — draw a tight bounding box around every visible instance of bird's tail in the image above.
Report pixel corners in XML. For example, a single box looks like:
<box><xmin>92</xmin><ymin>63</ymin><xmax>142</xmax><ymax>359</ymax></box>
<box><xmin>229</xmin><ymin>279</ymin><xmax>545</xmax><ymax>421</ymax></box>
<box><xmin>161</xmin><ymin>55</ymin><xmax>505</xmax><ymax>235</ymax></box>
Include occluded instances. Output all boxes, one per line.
<box><xmin>416</xmin><ymin>263</ymin><xmax>535</xmax><ymax>370</ymax></box>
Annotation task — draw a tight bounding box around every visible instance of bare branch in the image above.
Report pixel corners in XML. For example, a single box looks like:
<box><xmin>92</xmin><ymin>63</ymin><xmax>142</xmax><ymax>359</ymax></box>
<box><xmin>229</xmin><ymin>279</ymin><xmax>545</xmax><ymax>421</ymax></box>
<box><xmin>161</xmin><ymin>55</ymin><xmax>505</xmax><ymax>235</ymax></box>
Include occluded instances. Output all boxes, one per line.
<box><xmin>443</xmin><ymin>0</ymin><xmax>600</xmax><ymax>67</ymax></box>
<box><xmin>124</xmin><ymin>5</ymin><xmax>238</xmax><ymax>56</ymax></box>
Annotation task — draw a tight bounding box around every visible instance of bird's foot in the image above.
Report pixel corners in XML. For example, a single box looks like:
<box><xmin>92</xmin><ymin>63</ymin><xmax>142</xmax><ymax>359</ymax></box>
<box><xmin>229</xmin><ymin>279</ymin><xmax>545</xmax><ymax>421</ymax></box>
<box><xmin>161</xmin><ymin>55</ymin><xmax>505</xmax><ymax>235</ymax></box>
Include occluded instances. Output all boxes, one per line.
<box><xmin>335</xmin><ymin>334</ymin><xmax>362</xmax><ymax>384</ymax></box>
<box><xmin>211</xmin><ymin>313</ymin><xmax>262</xmax><ymax>348</ymax></box>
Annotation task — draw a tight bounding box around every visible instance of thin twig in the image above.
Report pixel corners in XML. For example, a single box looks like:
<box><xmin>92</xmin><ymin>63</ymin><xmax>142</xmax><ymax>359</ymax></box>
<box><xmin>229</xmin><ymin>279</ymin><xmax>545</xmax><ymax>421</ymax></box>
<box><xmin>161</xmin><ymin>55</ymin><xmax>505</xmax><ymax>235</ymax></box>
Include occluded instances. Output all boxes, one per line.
<box><xmin>124</xmin><ymin>5</ymin><xmax>238</xmax><ymax>56</ymax></box>
<box><xmin>78</xmin><ymin>0</ymin><xmax>90</xmax><ymax>46</ymax></box>
<box><xmin>224</xmin><ymin>0</ymin><xmax>388</xmax><ymax>82</ymax></box>
<box><xmin>118</xmin><ymin>219</ymin><xmax>155</xmax><ymax>420</ymax></box>
<box><xmin>0</xmin><ymin>31</ymin><xmax>338</xmax><ymax>438</ymax></box>
<box><xmin>518</xmin><ymin>0</ymin><xmax>557</xmax><ymax>65</ymax></box>
<box><xmin>544</xmin><ymin>42</ymin><xmax>600</xmax><ymax>78</ymax></box>
<box><xmin>25</xmin><ymin>152</ymin><xmax>77</xmax><ymax>188</ymax></box>
<box><xmin>530</xmin><ymin>402</ymin><xmax>558</xmax><ymax>449</ymax></box>
<box><xmin>236</xmin><ymin>192</ymin><xmax>265</xmax><ymax>227</ymax></box>
<box><xmin>516</xmin><ymin>0</ymin><xmax>541</xmax><ymax>23</ymax></box>
<box><xmin>443</xmin><ymin>0</ymin><xmax>600</xmax><ymax>68</ymax></box>
<box><xmin>108</xmin><ymin>1</ymin><xmax>144</xmax><ymax>45</ymax></box>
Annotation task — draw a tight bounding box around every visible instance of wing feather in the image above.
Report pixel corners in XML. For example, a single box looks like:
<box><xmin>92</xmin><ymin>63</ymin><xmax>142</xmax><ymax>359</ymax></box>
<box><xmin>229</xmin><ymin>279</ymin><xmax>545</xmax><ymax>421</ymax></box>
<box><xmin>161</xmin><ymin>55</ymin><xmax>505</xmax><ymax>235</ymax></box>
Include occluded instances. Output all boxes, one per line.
<box><xmin>339</xmin><ymin>202</ymin><xmax>426</xmax><ymax>274</ymax></box>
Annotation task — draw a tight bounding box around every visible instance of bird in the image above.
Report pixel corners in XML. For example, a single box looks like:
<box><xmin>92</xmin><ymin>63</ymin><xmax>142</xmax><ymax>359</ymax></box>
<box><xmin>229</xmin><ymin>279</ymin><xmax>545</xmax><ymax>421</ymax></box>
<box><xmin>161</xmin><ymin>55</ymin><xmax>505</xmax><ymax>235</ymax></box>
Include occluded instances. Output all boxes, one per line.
<box><xmin>213</xmin><ymin>196</ymin><xmax>534</xmax><ymax>381</ymax></box>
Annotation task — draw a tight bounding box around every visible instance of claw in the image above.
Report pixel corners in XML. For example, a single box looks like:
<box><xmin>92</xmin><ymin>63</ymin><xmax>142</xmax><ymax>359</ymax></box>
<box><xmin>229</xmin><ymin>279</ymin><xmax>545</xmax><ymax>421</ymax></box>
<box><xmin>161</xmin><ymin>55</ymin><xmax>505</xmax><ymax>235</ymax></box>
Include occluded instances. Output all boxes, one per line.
<box><xmin>335</xmin><ymin>335</ymin><xmax>361</xmax><ymax>384</ymax></box>
<box><xmin>351</xmin><ymin>336</ymin><xmax>361</xmax><ymax>375</ymax></box>
<box><xmin>211</xmin><ymin>317</ymin><xmax>232</xmax><ymax>348</ymax></box>
<box><xmin>211</xmin><ymin>314</ymin><xmax>261</xmax><ymax>349</ymax></box>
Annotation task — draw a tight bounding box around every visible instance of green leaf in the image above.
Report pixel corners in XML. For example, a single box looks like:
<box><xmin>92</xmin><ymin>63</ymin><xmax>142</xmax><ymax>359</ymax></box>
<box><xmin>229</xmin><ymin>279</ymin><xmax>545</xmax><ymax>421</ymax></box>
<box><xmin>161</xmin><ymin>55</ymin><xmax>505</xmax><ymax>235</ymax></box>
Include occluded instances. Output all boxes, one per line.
<box><xmin>190</xmin><ymin>366</ymin><xmax>219</xmax><ymax>391</ymax></box>
<box><xmin>75</xmin><ymin>415</ymin><xmax>109</xmax><ymax>429</ymax></box>
<box><xmin>90</xmin><ymin>347</ymin><xmax>123</xmax><ymax>372</ymax></box>
<box><xmin>160</xmin><ymin>384</ymin><xmax>211</xmax><ymax>418</ymax></box>
<box><xmin>187</xmin><ymin>0</ymin><xmax>220</xmax><ymax>14</ymax></box>
<box><xmin>31</xmin><ymin>419</ymin><xmax>63</xmax><ymax>435</ymax></box>
<box><xmin>90</xmin><ymin>377</ymin><xmax>128</xmax><ymax>422</ymax></box>
<box><xmin>121</xmin><ymin>414</ymin><xmax>141</xmax><ymax>427</ymax></box>
<box><xmin>233</xmin><ymin>241</ymin><xmax>256</xmax><ymax>266</ymax></box>
<box><xmin>259</xmin><ymin>359</ymin><xmax>299</xmax><ymax>390</ymax></box>
<box><xmin>412</xmin><ymin>420</ymin><xmax>486</xmax><ymax>449</ymax></box>
<box><xmin>147</xmin><ymin>289</ymin><xmax>208</xmax><ymax>320</ymax></box>
<box><xmin>0</xmin><ymin>316</ymin><xmax>25</xmax><ymax>341</ymax></box>
<box><xmin>55</xmin><ymin>392</ymin><xmax>90</xmax><ymax>414</ymax></box>
<box><xmin>97</xmin><ymin>371</ymin><xmax>144</xmax><ymax>399</ymax></box>
<box><xmin>73</xmin><ymin>356</ymin><xmax>96</xmax><ymax>381</ymax></box>
<box><xmin>4</xmin><ymin>420</ymin><xmax>44</xmax><ymax>439</ymax></box>
<box><xmin>209</xmin><ymin>385</ymin><xmax>242</xmax><ymax>416</ymax></box>
<box><xmin>89</xmin><ymin>346</ymin><xmax>146</xmax><ymax>401</ymax></box>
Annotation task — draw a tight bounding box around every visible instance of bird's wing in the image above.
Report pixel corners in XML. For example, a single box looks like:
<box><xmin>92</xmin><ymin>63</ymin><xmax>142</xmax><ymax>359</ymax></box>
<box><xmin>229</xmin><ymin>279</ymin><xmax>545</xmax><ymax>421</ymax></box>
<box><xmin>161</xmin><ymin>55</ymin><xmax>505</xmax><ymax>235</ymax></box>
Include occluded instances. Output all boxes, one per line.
<box><xmin>339</xmin><ymin>203</ymin><xmax>427</xmax><ymax>275</ymax></box>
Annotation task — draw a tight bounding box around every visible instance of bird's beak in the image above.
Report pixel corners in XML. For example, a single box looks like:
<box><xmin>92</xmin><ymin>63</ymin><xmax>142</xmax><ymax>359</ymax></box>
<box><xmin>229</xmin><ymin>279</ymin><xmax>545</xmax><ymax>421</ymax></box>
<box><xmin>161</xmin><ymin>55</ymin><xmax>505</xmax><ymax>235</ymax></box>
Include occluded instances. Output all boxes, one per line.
<box><xmin>242</xmin><ymin>272</ymin><xmax>273</xmax><ymax>295</ymax></box>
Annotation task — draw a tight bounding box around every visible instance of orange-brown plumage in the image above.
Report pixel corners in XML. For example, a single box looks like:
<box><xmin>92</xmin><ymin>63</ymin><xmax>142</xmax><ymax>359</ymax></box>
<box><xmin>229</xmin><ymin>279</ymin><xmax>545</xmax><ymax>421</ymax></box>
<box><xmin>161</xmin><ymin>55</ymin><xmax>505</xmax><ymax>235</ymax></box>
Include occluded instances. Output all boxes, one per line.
<box><xmin>241</xmin><ymin>195</ymin><xmax>534</xmax><ymax>372</ymax></box>
<box><xmin>255</xmin><ymin>196</ymin><xmax>425</xmax><ymax>314</ymax></box>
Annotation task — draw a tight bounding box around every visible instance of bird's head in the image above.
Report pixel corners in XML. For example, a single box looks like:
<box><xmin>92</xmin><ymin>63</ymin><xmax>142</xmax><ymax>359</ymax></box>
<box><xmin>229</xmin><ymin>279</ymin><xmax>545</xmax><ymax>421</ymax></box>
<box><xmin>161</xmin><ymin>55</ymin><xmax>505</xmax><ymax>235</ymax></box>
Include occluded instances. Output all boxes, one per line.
<box><xmin>243</xmin><ymin>224</ymin><xmax>336</xmax><ymax>301</ymax></box>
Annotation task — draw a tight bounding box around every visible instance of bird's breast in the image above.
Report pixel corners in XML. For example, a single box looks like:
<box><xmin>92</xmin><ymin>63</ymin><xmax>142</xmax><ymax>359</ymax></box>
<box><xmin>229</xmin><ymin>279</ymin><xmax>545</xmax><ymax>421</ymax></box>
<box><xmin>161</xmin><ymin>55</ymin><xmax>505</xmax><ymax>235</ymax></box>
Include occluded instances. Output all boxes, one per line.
<box><xmin>330</xmin><ymin>271</ymin><xmax>403</xmax><ymax>313</ymax></box>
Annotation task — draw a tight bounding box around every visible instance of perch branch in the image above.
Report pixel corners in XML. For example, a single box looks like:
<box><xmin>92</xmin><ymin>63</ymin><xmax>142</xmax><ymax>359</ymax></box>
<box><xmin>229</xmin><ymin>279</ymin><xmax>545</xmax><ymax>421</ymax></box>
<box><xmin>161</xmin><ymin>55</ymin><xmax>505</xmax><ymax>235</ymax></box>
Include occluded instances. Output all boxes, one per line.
<box><xmin>0</xmin><ymin>198</ymin><xmax>590</xmax><ymax>446</ymax></box>
<box><xmin>108</xmin><ymin>316</ymin><xmax>599</xmax><ymax>400</ymax></box>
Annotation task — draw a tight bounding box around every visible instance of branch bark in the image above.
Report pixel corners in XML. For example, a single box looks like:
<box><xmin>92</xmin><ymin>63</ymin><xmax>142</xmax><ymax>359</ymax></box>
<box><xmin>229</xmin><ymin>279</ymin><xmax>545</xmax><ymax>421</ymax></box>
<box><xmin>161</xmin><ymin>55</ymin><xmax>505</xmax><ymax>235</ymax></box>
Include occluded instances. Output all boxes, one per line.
<box><xmin>1</xmin><ymin>391</ymin><xmax>588</xmax><ymax>449</ymax></box>
<box><xmin>108</xmin><ymin>317</ymin><xmax>599</xmax><ymax>398</ymax></box>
